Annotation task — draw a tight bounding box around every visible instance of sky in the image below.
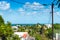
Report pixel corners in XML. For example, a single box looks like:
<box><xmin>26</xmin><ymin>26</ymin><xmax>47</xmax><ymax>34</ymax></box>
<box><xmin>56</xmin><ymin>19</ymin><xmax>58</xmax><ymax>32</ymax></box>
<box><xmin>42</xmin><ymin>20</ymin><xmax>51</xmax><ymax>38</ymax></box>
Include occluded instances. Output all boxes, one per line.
<box><xmin>0</xmin><ymin>0</ymin><xmax>60</xmax><ymax>24</ymax></box>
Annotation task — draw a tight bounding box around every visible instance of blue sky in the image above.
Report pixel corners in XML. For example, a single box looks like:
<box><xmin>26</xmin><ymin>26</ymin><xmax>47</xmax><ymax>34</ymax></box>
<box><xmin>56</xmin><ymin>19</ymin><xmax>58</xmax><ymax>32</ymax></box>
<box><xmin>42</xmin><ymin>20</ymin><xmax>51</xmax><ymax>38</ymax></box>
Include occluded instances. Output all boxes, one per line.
<box><xmin>0</xmin><ymin>0</ymin><xmax>60</xmax><ymax>24</ymax></box>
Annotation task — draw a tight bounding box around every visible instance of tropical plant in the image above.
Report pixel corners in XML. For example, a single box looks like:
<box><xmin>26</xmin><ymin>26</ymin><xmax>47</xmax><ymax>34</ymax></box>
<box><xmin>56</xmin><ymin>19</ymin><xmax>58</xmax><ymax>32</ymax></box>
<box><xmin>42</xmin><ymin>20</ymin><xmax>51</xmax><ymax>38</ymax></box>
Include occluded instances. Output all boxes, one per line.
<box><xmin>0</xmin><ymin>16</ymin><xmax>14</xmax><ymax>40</ymax></box>
<box><xmin>0</xmin><ymin>15</ymin><xmax>4</xmax><ymax>26</ymax></box>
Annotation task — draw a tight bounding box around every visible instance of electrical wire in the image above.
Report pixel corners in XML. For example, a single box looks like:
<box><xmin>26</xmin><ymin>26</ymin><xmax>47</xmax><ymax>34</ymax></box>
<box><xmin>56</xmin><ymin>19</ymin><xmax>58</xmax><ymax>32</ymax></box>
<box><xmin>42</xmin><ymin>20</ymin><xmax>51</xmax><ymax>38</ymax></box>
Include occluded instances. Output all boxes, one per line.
<box><xmin>10</xmin><ymin>0</ymin><xmax>24</xmax><ymax>5</ymax></box>
<box><xmin>48</xmin><ymin>12</ymin><xmax>52</xmax><ymax>24</ymax></box>
<box><xmin>56</xmin><ymin>14</ymin><xmax>60</xmax><ymax>18</ymax></box>
<box><xmin>10</xmin><ymin>0</ymin><xmax>51</xmax><ymax>6</ymax></box>
<box><xmin>10</xmin><ymin>0</ymin><xmax>59</xmax><ymax>24</ymax></box>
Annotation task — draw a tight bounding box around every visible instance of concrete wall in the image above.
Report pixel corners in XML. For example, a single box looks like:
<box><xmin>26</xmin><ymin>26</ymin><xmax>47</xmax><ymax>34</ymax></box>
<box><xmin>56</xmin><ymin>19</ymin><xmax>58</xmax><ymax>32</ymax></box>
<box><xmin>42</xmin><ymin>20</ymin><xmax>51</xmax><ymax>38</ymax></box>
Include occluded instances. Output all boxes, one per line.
<box><xmin>56</xmin><ymin>33</ymin><xmax>60</xmax><ymax>40</ymax></box>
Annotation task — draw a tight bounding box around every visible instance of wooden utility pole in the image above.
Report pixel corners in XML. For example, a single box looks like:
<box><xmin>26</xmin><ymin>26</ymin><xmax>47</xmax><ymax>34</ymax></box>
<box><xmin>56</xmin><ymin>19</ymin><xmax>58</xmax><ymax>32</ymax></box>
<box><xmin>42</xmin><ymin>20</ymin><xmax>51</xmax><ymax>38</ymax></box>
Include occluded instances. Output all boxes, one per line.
<box><xmin>52</xmin><ymin>3</ymin><xmax>54</xmax><ymax>40</ymax></box>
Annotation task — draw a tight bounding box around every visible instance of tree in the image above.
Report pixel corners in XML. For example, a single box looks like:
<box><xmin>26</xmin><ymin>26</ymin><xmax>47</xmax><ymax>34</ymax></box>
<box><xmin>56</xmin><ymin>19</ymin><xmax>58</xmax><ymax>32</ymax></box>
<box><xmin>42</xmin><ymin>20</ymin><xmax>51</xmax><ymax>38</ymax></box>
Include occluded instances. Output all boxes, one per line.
<box><xmin>54</xmin><ymin>24</ymin><xmax>60</xmax><ymax>33</ymax></box>
<box><xmin>0</xmin><ymin>17</ymin><xmax>14</xmax><ymax>40</ymax></box>
<box><xmin>56</xmin><ymin>0</ymin><xmax>60</xmax><ymax>8</ymax></box>
<box><xmin>0</xmin><ymin>15</ymin><xmax>4</xmax><ymax>26</ymax></box>
<box><xmin>6</xmin><ymin>21</ymin><xmax>14</xmax><ymax>37</ymax></box>
<box><xmin>12</xmin><ymin>35</ymin><xmax>20</xmax><ymax>40</ymax></box>
<box><xmin>45</xmin><ymin>28</ymin><xmax>52</xmax><ymax>39</ymax></box>
<box><xmin>6</xmin><ymin>21</ymin><xmax>11</xmax><ymax>27</ymax></box>
<box><xmin>0</xmin><ymin>22</ymin><xmax>14</xmax><ymax>39</ymax></box>
<box><xmin>54</xmin><ymin>24</ymin><xmax>60</xmax><ymax>29</ymax></box>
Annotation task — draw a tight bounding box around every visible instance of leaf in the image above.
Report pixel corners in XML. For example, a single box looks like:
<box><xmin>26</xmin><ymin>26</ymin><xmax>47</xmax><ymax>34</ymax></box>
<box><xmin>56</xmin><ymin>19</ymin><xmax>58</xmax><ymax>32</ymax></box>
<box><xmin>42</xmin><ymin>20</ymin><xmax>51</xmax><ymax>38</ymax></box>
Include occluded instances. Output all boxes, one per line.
<box><xmin>58</xmin><ymin>3</ymin><xmax>60</xmax><ymax>8</ymax></box>
<box><xmin>58</xmin><ymin>0</ymin><xmax>60</xmax><ymax>1</ymax></box>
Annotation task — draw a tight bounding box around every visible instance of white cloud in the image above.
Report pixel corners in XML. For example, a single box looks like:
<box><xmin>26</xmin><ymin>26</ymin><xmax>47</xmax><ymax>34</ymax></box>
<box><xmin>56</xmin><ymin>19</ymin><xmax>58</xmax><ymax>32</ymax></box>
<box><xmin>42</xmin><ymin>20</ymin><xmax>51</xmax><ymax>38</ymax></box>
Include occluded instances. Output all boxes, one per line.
<box><xmin>31</xmin><ymin>2</ymin><xmax>44</xmax><ymax>10</ymax></box>
<box><xmin>18</xmin><ymin>2</ymin><xmax>45</xmax><ymax>16</ymax></box>
<box><xmin>43</xmin><ymin>9</ymin><xmax>51</xmax><ymax>13</ymax></box>
<box><xmin>0</xmin><ymin>1</ymin><xmax>10</xmax><ymax>10</ymax></box>
<box><xmin>33</xmin><ymin>2</ymin><xmax>40</xmax><ymax>5</ymax></box>
<box><xmin>18</xmin><ymin>8</ymin><xmax>26</xmax><ymax>15</ymax></box>
<box><xmin>24</xmin><ymin>2</ymin><xmax>44</xmax><ymax>11</ymax></box>
<box><xmin>26</xmin><ymin>11</ymin><xmax>38</xmax><ymax>16</ymax></box>
<box><xmin>18</xmin><ymin>2</ymin><xmax>51</xmax><ymax>16</ymax></box>
<box><xmin>32</xmin><ymin>11</ymin><xmax>37</xmax><ymax>14</ymax></box>
<box><xmin>18</xmin><ymin>8</ymin><xmax>25</xmax><ymax>12</ymax></box>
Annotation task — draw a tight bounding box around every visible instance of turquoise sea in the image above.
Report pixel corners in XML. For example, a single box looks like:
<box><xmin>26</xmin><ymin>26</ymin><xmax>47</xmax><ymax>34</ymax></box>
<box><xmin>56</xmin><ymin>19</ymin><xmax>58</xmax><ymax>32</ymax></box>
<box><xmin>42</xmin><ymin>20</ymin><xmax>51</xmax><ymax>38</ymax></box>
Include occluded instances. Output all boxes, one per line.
<box><xmin>11</xmin><ymin>24</ymin><xmax>36</xmax><ymax>26</ymax></box>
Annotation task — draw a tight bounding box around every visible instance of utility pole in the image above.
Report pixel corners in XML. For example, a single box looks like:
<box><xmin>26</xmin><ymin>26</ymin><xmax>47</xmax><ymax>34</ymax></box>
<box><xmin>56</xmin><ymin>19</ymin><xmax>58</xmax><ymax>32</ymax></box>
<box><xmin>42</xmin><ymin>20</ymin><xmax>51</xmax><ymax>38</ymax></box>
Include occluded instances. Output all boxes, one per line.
<box><xmin>51</xmin><ymin>3</ymin><xmax>54</xmax><ymax>40</ymax></box>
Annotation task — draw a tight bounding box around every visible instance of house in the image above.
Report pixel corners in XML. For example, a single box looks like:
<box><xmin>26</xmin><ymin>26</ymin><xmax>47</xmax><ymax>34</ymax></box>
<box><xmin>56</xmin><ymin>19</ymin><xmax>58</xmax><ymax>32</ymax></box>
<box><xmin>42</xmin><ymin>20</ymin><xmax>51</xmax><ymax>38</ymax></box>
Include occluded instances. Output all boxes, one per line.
<box><xmin>14</xmin><ymin>32</ymin><xmax>29</xmax><ymax>40</ymax></box>
<box><xmin>14</xmin><ymin>32</ymin><xmax>35</xmax><ymax>40</ymax></box>
<box><xmin>45</xmin><ymin>24</ymin><xmax>52</xmax><ymax>28</ymax></box>
<box><xmin>12</xmin><ymin>26</ymin><xmax>18</xmax><ymax>31</ymax></box>
<box><xmin>27</xmin><ymin>36</ymin><xmax>35</xmax><ymax>40</ymax></box>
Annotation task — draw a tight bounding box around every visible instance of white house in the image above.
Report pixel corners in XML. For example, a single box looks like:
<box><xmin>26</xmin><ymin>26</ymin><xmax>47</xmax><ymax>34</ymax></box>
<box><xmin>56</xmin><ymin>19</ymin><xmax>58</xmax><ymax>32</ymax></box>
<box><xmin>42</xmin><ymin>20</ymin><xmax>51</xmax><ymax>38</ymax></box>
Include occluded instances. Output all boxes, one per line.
<box><xmin>14</xmin><ymin>32</ymin><xmax>29</xmax><ymax>40</ymax></box>
<box><xmin>12</xmin><ymin>26</ymin><xmax>18</xmax><ymax>31</ymax></box>
<box><xmin>45</xmin><ymin>24</ymin><xmax>52</xmax><ymax>28</ymax></box>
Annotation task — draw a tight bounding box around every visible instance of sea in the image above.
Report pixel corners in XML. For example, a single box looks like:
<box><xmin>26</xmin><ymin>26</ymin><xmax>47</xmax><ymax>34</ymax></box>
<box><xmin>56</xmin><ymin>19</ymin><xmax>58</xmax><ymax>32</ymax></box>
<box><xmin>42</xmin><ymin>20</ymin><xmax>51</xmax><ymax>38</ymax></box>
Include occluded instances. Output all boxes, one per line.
<box><xmin>11</xmin><ymin>24</ymin><xmax>36</xmax><ymax>26</ymax></box>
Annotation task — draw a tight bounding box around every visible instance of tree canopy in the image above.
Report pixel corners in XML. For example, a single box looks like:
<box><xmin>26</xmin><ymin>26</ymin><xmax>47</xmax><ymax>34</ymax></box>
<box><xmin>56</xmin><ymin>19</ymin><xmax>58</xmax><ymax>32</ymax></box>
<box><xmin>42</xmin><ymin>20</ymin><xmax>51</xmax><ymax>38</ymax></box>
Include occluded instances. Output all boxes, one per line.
<box><xmin>0</xmin><ymin>15</ymin><xmax>4</xmax><ymax>26</ymax></box>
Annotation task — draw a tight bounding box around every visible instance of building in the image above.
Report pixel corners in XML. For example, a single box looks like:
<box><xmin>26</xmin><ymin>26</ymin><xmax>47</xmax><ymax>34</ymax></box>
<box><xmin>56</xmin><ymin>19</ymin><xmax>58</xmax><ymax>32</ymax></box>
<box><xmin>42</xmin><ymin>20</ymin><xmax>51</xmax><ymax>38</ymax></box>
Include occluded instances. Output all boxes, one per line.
<box><xmin>14</xmin><ymin>32</ymin><xmax>35</xmax><ymax>40</ymax></box>
<box><xmin>45</xmin><ymin>24</ymin><xmax>52</xmax><ymax>28</ymax></box>
<box><xmin>12</xmin><ymin>26</ymin><xmax>18</xmax><ymax>31</ymax></box>
<box><xmin>14</xmin><ymin>32</ymin><xmax>29</xmax><ymax>40</ymax></box>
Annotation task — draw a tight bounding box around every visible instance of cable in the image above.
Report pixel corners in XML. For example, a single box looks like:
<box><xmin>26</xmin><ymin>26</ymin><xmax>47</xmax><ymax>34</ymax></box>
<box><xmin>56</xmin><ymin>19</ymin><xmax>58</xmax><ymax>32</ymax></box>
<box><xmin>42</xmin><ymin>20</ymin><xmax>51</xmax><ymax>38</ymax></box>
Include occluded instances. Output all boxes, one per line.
<box><xmin>10</xmin><ymin>0</ymin><xmax>24</xmax><ymax>5</ymax></box>
<box><xmin>10</xmin><ymin>0</ymin><xmax>51</xmax><ymax>6</ymax></box>
<box><xmin>56</xmin><ymin>14</ymin><xmax>60</xmax><ymax>18</ymax></box>
<box><xmin>48</xmin><ymin>13</ymin><xmax>52</xmax><ymax>24</ymax></box>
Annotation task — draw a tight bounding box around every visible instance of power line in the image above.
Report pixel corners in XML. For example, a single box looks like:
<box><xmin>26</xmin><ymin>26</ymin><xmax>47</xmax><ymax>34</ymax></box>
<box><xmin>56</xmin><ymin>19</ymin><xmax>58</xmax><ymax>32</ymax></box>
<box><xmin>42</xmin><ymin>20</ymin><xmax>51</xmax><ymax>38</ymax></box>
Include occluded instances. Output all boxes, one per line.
<box><xmin>10</xmin><ymin>0</ymin><xmax>58</xmax><ymax>5</ymax></box>
<box><xmin>48</xmin><ymin>13</ymin><xmax>52</xmax><ymax>24</ymax></box>
<box><xmin>10</xmin><ymin>0</ymin><xmax>24</xmax><ymax>4</ymax></box>
<box><xmin>56</xmin><ymin>14</ymin><xmax>60</xmax><ymax>18</ymax></box>
<box><xmin>10</xmin><ymin>0</ymin><xmax>51</xmax><ymax>6</ymax></box>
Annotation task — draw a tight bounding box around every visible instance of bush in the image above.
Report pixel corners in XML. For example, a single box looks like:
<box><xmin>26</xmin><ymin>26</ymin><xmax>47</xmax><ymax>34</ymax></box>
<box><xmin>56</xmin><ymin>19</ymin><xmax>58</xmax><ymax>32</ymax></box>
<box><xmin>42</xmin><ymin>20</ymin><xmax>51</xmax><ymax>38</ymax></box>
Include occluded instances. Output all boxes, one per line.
<box><xmin>12</xmin><ymin>35</ymin><xmax>20</xmax><ymax>40</ymax></box>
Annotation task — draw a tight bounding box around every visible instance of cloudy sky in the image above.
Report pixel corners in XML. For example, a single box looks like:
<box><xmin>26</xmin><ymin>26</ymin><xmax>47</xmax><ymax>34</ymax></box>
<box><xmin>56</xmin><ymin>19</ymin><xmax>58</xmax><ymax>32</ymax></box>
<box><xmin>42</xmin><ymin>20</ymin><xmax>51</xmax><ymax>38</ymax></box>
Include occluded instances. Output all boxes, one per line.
<box><xmin>0</xmin><ymin>0</ymin><xmax>60</xmax><ymax>24</ymax></box>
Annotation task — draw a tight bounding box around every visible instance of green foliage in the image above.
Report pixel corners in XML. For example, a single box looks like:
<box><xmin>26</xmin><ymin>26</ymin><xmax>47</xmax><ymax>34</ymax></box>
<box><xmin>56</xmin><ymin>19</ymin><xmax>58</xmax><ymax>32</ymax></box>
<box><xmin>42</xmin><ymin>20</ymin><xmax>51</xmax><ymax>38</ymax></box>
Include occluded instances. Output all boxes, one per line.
<box><xmin>6</xmin><ymin>36</ymin><xmax>12</xmax><ymax>40</ymax></box>
<box><xmin>54</xmin><ymin>24</ymin><xmax>60</xmax><ymax>33</ymax></box>
<box><xmin>35</xmin><ymin>33</ymin><xmax>42</xmax><ymax>40</ymax></box>
<box><xmin>46</xmin><ymin>28</ymin><xmax>52</xmax><ymax>39</ymax></box>
<box><xmin>0</xmin><ymin>15</ymin><xmax>4</xmax><ymax>26</ymax></box>
<box><xmin>0</xmin><ymin>22</ymin><xmax>14</xmax><ymax>37</ymax></box>
<box><xmin>17</xmin><ymin>23</ymin><xmax>51</xmax><ymax>40</ymax></box>
<box><xmin>12</xmin><ymin>35</ymin><xmax>20</xmax><ymax>40</ymax></box>
<box><xmin>54</xmin><ymin>24</ymin><xmax>60</xmax><ymax>29</ymax></box>
<box><xmin>18</xmin><ymin>27</ymin><xmax>25</xmax><ymax>32</ymax></box>
<box><xmin>0</xmin><ymin>16</ymin><xmax>53</xmax><ymax>40</ymax></box>
<box><xmin>7</xmin><ymin>21</ymin><xmax>11</xmax><ymax>27</ymax></box>
<box><xmin>0</xmin><ymin>16</ymin><xmax>14</xmax><ymax>39</ymax></box>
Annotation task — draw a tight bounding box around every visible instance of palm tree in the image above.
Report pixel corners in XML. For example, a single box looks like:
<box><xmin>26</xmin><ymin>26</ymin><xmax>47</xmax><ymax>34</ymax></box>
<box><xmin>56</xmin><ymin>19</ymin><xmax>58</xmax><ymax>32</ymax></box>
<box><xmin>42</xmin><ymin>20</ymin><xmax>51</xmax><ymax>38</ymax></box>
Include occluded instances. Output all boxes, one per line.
<box><xmin>57</xmin><ymin>0</ymin><xmax>60</xmax><ymax>8</ymax></box>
